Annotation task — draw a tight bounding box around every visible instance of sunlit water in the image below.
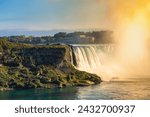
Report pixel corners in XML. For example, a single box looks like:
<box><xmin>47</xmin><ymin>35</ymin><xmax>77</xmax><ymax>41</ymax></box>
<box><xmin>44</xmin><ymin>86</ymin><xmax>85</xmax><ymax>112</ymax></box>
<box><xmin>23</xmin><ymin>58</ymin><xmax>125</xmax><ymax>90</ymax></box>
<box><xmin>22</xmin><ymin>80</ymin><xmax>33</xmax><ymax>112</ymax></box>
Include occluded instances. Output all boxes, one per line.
<box><xmin>0</xmin><ymin>78</ymin><xmax>150</xmax><ymax>100</ymax></box>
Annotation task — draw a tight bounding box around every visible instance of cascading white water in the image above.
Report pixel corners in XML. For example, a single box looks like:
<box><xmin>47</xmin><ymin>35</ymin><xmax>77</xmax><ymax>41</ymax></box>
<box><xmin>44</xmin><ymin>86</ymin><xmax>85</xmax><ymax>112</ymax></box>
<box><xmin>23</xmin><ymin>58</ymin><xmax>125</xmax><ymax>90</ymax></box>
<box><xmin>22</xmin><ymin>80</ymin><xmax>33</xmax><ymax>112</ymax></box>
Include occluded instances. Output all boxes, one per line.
<box><xmin>71</xmin><ymin>44</ymin><xmax>119</xmax><ymax>81</ymax></box>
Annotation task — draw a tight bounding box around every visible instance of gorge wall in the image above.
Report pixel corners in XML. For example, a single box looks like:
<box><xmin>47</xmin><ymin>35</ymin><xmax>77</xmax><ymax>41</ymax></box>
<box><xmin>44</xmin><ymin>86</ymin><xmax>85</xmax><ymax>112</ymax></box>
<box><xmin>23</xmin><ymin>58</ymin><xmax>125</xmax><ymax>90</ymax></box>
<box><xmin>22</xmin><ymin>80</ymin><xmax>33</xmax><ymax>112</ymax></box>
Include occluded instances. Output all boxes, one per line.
<box><xmin>0</xmin><ymin>40</ymin><xmax>101</xmax><ymax>91</ymax></box>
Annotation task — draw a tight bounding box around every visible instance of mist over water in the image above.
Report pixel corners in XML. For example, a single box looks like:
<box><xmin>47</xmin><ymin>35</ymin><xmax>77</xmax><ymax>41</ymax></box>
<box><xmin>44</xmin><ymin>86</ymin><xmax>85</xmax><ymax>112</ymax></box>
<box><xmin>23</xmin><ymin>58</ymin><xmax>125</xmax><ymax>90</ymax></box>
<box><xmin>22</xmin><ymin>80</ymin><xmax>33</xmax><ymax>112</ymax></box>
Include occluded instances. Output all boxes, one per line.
<box><xmin>71</xmin><ymin>42</ymin><xmax>150</xmax><ymax>81</ymax></box>
<box><xmin>71</xmin><ymin>8</ymin><xmax>150</xmax><ymax>80</ymax></box>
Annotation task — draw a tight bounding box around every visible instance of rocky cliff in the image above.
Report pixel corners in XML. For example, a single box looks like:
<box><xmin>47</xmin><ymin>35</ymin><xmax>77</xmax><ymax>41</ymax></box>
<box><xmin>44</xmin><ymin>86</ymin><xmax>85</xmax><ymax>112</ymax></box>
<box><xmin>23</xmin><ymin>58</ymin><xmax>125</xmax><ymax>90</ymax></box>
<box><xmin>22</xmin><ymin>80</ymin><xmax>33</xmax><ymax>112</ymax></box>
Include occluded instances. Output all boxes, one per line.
<box><xmin>0</xmin><ymin>39</ymin><xmax>102</xmax><ymax>91</ymax></box>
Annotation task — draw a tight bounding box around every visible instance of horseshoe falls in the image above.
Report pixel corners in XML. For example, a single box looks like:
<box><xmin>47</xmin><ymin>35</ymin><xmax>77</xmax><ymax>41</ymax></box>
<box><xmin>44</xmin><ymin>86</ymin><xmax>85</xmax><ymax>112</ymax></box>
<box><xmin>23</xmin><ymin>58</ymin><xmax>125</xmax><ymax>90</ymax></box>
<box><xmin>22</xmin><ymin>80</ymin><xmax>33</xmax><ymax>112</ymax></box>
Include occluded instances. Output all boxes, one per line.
<box><xmin>71</xmin><ymin>44</ymin><xmax>119</xmax><ymax>81</ymax></box>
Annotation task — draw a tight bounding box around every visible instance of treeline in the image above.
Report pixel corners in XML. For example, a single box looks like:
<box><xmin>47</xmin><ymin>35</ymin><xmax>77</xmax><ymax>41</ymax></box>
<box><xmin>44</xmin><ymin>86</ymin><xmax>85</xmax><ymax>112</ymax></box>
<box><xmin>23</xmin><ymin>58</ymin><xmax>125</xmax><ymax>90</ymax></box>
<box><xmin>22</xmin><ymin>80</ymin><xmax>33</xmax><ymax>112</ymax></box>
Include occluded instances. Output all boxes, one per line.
<box><xmin>0</xmin><ymin>31</ymin><xmax>114</xmax><ymax>45</ymax></box>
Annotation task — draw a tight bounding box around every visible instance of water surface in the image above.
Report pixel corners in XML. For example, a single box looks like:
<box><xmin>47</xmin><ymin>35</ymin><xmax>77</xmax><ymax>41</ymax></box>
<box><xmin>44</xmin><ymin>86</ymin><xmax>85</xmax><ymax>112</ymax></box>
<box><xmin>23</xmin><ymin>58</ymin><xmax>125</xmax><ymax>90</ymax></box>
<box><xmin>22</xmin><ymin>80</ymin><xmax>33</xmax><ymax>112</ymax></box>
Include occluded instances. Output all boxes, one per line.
<box><xmin>0</xmin><ymin>78</ymin><xmax>150</xmax><ymax>100</ymax></box>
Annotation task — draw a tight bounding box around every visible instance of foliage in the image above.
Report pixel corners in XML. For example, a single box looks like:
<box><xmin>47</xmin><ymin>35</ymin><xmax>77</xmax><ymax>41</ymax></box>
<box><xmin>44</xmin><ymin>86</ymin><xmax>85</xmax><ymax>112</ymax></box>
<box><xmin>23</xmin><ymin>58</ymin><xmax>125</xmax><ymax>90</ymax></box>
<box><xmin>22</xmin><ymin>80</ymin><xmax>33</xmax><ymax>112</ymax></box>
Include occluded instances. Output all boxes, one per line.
<box><xmin>0</xmin><ymin>40</ymin><xmax>102</xmax><ymax>90</ymax></box>
<box><xmin>0</xmin><ymin>31</ymin><xmax>114</xmax><ymax>45</ymax></box>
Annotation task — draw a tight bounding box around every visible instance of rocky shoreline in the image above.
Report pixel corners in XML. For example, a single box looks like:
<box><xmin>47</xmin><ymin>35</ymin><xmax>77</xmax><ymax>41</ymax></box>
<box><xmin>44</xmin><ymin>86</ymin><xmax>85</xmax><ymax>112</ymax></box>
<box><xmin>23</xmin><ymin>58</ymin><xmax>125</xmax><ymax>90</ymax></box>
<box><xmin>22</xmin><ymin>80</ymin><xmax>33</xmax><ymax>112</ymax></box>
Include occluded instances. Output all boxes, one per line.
<box><xmin>0</xmin><ymin>39</ymin><xmax>102</xmax><ymax>91</ymax></box>
<box><xmin>0</xmin><ymin>87</ymin><xmax>13</xmax><ymax>91</ymax></box>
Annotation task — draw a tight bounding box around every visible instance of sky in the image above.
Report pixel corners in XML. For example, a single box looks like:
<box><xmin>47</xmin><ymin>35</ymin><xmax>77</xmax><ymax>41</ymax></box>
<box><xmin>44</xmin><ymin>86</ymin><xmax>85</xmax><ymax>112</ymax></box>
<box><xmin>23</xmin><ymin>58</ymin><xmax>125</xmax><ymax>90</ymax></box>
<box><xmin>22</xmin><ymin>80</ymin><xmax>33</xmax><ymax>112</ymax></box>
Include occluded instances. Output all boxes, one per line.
<box><xmin>0</xmin><ymin>0</ymin><xmax>110</xmax><ymax>31</ymax></box>
<box><xmin>1</xmin><ymin>0</ymin><xmax>150</xmax><ymax>35</ymax></box>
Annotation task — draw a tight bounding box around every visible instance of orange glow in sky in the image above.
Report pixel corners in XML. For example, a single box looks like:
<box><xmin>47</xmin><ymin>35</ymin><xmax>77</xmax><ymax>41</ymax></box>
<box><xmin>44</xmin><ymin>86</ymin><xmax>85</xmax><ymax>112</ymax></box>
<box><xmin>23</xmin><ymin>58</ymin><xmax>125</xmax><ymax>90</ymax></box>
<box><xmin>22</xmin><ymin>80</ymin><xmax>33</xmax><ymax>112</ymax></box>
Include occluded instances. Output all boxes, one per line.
<box><xmin>112</xmin><ymin>1</ymin><xmax>150</xmax><ymax>77</ymax></box>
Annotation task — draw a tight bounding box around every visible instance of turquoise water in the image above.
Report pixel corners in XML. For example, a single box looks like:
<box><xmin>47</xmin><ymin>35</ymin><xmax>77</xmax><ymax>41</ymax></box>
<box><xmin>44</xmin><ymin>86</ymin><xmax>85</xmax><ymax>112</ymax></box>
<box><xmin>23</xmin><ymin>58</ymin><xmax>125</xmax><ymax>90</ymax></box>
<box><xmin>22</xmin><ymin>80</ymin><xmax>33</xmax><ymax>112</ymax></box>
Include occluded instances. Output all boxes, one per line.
<box><xmin>0</xmin><ymin>78</ymin><xmax>150</xmax><ymax>100</ymax></box>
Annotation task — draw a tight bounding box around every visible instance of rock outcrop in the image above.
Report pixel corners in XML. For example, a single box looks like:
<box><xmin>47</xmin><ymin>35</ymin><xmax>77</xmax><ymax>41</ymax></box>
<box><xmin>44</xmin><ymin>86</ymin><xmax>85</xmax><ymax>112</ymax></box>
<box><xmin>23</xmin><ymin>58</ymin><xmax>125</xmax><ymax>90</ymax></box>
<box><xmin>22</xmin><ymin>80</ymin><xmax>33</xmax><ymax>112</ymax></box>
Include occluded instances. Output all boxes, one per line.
<box><xmin>0</xmin><ymin>39</ymin><xmax>102</xmax><ymax>90</ymax></box>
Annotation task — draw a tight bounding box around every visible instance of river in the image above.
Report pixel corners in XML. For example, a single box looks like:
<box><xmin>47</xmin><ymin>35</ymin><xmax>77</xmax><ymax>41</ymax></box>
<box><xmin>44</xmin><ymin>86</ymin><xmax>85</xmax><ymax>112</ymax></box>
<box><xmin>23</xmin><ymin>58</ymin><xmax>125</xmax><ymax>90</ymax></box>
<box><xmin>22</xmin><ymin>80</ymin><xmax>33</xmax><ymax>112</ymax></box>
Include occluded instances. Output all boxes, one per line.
<box><xmin>0</xmin><ymin>78</ymin><xmax>150</xmax><ymax>100</ymax></box>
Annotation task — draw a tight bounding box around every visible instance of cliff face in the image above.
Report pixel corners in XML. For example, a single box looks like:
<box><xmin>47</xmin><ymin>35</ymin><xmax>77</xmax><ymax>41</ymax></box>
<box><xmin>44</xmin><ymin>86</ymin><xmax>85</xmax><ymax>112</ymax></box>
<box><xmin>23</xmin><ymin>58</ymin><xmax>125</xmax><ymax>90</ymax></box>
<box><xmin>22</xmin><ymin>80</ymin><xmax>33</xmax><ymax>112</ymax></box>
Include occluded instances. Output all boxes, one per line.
<box><xmin>0</xmin><ymin>40</ymin><xmax>102</xmax><ymax>90</ymax></box>
<box><xmin>12</xmin><ymin>47</ymin><xmax>68</xmax><ymax>68</ymax></box>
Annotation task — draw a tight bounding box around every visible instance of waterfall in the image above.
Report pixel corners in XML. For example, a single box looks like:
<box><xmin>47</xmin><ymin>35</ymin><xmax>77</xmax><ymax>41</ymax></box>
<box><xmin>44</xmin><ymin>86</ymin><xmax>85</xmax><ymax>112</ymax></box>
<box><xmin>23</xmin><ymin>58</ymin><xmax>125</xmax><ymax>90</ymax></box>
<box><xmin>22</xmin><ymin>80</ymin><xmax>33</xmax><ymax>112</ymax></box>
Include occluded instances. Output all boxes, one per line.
<box><xmin>71</xmin><ymin>44</ymin><xmax>118</xmax><ymax>81</ymax></box>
